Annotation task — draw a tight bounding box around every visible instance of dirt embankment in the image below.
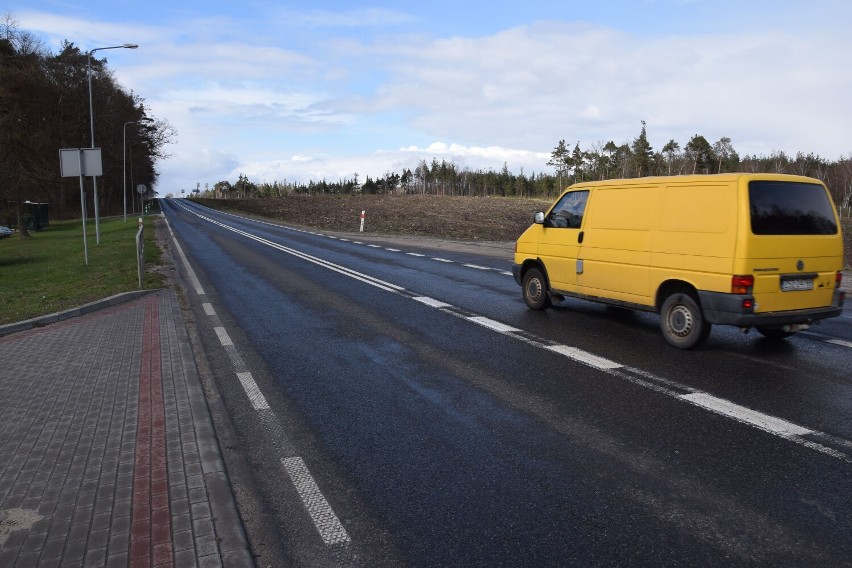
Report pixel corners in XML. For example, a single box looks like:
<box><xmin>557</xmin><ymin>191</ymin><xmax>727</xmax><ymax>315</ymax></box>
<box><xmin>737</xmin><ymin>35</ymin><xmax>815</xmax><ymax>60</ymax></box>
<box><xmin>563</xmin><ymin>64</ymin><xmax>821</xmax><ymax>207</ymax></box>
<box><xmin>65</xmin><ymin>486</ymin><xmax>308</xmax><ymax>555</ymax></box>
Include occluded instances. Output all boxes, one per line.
<box><xmin>194</xmin><ymin>195</ymin><xmax>852</xmax><ymax>270</ymax></box>
<box><xmin>194</xmin><ymin>194</ymin><xmax>551</xmax><ymax>243</ymax></box>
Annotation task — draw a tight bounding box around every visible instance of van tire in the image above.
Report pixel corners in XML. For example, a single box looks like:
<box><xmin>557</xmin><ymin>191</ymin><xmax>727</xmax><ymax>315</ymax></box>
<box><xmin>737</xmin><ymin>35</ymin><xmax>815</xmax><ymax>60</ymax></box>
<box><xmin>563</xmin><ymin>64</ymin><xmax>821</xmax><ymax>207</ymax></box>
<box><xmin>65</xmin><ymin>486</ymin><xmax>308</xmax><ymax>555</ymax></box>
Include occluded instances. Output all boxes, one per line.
<box><xmin>660</xmin><ymin>293</ymin><xmax>711</xmax><ymax>349</ymax></box>
<box><xmin>522</xmin><ymin>268</ymin><xmax>551</xmax><ymax>310</ymax></box>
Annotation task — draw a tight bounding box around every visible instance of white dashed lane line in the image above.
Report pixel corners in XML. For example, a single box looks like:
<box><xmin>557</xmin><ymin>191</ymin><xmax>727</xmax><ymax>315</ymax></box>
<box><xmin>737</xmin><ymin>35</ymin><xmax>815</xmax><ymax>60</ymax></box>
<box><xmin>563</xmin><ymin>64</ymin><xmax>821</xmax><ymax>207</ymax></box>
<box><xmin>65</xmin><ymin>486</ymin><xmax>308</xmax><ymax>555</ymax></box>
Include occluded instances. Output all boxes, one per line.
<box><xmin>165</xmin><ymin>204</ymin><xmax>352</xmax><ymax>547</ymax></box>
<box><xmin>171</xmin><ymin>200</ymin><xmax>852</xmax><ymax>466</ymax></box>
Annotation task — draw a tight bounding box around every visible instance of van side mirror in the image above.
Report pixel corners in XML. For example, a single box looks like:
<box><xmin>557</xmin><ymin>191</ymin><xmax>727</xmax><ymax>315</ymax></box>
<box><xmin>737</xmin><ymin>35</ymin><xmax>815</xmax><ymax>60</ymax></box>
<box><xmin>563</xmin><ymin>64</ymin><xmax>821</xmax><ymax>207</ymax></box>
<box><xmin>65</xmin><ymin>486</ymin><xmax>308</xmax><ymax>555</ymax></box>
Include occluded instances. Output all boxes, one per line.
<box><xmin>534</xmin><ymin>211</ymin><xmax>545</xmax><ymax>224</ymax></box>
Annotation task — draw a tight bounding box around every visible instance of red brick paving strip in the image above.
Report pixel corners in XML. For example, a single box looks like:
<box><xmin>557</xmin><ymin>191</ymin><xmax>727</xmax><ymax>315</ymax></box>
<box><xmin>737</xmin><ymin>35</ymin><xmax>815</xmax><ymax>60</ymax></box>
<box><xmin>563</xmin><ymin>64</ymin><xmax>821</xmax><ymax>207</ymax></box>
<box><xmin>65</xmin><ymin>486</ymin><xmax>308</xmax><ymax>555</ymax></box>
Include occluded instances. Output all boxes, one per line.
<box><xmin>131</xmin><ymin>296</ymin><xmax>174</xmax><ymax>567</ymax></box>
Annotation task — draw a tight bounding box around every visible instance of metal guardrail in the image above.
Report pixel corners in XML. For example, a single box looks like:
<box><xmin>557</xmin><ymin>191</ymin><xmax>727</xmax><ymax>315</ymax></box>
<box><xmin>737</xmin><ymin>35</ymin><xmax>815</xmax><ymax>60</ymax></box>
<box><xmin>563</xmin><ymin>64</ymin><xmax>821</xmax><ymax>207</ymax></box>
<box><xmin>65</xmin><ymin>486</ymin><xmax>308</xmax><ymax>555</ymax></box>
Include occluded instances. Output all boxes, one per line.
<box><xmin>135</xmin><ymin>218</ymin><xmax>144</xmax><ymax>289</ymax></box>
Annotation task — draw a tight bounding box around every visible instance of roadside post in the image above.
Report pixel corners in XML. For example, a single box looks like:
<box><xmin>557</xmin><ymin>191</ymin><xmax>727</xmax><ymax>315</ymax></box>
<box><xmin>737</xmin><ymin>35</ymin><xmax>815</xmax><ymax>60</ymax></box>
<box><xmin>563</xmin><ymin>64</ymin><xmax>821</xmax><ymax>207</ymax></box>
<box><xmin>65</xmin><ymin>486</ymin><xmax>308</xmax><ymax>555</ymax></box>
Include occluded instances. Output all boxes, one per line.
<box><xmin>136</xmin><ymin>217</ymin><xmax>144</xmax><ymax>288</ymax></box>
<box><xmin>60</xmin><ymin>148</ymin><xmax>103</xmax><ymax>265</ymax></box>
<box><xmin>137</xmin><ymin>184</ymin><xmax>146</xmax><ymax>216</ymax></box>
<box><xmin>360</xmin><ymin>210</ymin><xmax>366</xmax><ymax>232</ymax></box>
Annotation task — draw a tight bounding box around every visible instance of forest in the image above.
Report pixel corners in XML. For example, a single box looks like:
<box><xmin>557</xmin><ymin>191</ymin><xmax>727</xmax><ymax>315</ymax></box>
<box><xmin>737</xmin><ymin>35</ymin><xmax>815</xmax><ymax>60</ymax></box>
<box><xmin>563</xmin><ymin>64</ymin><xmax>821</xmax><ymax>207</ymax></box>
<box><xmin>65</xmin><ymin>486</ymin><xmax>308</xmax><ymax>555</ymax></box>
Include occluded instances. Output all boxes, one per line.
<box><xmin>203</xmin><ymin>122</ymin><xmax>851</xmax><ymax>218</ymax></box>
<box><xmin>3</xmin><ymin>14</ymin><xmax>850</xmax><ymax>232</ymax></box>
<box><xmin>0</xmin><ymin>15</ymin><xmax>173</xmax><ymax>234</ymax></box>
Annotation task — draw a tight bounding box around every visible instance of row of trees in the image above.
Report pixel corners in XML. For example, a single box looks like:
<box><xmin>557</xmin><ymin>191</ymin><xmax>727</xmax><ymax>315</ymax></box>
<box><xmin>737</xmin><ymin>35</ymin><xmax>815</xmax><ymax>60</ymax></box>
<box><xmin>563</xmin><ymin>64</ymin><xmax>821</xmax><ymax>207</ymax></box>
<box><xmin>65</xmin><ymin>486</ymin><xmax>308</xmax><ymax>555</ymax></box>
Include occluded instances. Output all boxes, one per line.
<box><xmin>0</xmin><ymin>14</ymin><xmax>173</xmax><ymax>234</ymax></box>
<box><xmin>201</xmin><ymin>121</ymin><xmax>852</xmax><ymax>214</ymax></box>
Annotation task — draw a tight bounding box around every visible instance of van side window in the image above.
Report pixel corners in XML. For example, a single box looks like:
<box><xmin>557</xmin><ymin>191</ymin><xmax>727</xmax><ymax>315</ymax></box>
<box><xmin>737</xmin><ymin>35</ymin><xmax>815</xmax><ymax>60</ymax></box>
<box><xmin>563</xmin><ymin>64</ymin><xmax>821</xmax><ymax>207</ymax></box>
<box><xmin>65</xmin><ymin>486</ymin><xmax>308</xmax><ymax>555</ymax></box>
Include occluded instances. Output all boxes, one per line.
<box><xmin>749</xmin><ymin>181</ymin><xmax>838</xmax><ymax>235</ymax></box>
<box><xmin>547</xmin><ymin>190</ymin><xmax>589</xmax><ymax>228</ymax></box>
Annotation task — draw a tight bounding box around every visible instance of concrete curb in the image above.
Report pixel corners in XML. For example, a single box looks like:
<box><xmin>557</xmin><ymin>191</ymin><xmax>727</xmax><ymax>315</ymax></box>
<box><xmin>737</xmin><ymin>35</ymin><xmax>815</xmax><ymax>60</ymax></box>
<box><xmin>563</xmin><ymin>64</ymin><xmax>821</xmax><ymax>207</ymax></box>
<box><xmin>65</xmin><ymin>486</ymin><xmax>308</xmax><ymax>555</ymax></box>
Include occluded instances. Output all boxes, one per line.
<box><xmin>0</xmin><ymin>289</ymin><xmax>160</xmax><ymax>337</ymax></box>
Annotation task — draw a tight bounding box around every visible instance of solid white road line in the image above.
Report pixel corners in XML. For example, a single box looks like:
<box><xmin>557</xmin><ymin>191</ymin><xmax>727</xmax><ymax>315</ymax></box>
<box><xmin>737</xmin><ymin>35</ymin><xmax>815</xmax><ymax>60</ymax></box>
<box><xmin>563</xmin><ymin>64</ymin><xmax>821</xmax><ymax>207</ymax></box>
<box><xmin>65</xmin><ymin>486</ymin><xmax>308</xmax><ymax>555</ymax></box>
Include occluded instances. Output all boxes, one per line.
<box><xmin>164</xmin><ymin>216</ymin><xmax>205</xmax><ymax>295</ymax></box>
<box><xmin>168</xmin><ymin>202</ymin><xmax>354</xmax><ymax>548</ymax></box>
<box><xmin>172</xmin><ymin>200</ymin><xmax>852</xmax><ymax>465</ymax></box>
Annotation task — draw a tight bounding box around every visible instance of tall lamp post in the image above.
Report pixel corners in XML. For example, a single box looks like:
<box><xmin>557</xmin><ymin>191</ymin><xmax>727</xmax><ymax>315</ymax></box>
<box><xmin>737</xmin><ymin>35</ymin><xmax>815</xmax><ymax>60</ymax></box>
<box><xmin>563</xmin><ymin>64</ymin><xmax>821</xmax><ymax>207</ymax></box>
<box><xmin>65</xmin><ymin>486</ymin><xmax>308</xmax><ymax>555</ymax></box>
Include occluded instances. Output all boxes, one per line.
<box><xmin>87</xmin><ymin>43</ymin><xmax>138</xmax><ymax>242</ymax></box>
<box><xmin>123</xmin><ymin>118</ymin><xmax>152</xmax><ymax>222</ymax></box>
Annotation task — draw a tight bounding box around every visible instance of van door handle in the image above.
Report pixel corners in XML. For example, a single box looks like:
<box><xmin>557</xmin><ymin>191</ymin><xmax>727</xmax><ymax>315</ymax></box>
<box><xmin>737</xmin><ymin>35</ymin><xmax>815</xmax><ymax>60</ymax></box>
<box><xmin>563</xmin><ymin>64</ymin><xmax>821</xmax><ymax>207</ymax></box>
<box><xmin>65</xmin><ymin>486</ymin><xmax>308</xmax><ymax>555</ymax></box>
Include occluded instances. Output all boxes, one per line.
<box><xmin>578</xmin><ymin>231</ymin><xmax>584</xmax><ymax>244</ymax></box>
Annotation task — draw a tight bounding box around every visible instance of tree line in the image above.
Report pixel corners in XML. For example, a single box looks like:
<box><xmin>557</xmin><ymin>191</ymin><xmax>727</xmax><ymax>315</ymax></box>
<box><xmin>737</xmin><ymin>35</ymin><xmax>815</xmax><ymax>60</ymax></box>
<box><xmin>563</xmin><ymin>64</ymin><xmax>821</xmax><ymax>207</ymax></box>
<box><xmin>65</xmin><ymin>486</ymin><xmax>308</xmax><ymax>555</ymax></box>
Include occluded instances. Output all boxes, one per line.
<box><xmin>202</xmin><ymin>120</ymin><xmax>851</xmax><ymax>216</ymax></box>
<box><xmin>0</xmin><ymin>13</ymin><xmax>173</xmax><ymax>235</ymax></box>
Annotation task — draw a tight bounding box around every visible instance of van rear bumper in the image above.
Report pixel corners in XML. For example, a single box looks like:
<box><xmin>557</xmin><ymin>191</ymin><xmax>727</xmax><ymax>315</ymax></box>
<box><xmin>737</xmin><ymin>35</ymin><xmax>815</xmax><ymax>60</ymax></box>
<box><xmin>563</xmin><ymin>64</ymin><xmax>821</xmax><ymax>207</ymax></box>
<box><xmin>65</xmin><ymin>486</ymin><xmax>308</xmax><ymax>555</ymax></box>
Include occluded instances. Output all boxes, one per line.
<box><xmin>698</xmin><ymin>290</ymin><xmax>844</xmax><ymax>327</ymax></box>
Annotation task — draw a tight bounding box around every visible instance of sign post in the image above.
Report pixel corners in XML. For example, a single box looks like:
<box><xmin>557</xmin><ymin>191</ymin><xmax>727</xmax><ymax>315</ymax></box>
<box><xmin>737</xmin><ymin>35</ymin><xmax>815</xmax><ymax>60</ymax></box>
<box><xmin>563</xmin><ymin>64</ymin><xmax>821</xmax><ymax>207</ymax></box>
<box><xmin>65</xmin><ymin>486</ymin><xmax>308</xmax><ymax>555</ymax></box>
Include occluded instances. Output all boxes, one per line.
<box><xmin>60</xmin><ymin>148</ymin><xmax>103</xmax><ymax>265</ymax></box>
<box><xmin>137</xmin><ymin>184</ymin><xmax>146</xmax><ymax>216</ymax></box>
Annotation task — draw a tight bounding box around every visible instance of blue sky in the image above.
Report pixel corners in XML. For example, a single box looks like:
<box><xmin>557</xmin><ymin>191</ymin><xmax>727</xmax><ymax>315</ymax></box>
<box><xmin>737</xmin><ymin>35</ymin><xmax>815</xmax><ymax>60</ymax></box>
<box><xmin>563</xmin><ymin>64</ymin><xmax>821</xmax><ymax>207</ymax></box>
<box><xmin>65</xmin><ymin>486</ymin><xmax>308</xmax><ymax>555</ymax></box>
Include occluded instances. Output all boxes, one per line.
<box><xmin>10</xmin><ymin>1</ymin><xmax>852</xmax><ymax>194</ymax></box>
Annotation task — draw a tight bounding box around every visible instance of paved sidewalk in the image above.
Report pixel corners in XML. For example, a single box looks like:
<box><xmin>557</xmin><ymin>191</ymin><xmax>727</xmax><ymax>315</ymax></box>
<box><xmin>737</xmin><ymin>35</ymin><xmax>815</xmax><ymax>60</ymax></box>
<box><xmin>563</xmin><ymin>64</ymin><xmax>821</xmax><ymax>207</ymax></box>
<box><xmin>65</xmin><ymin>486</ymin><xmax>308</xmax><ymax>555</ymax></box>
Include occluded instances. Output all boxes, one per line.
<box><xmin>0</xmin><ymin>289</ymin><xmax>254</xmax><ymax>567</ymax></box>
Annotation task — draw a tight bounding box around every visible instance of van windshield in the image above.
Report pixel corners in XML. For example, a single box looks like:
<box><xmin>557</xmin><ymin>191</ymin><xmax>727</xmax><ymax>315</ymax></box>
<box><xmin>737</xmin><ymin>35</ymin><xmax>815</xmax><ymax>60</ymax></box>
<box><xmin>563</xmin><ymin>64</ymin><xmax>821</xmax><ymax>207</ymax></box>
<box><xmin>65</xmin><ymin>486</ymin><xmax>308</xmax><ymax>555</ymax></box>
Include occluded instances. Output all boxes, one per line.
<box><xmin>749</xmin><ymin>181</ymin><xmax>837</xmax><ymax>235</ymax></box>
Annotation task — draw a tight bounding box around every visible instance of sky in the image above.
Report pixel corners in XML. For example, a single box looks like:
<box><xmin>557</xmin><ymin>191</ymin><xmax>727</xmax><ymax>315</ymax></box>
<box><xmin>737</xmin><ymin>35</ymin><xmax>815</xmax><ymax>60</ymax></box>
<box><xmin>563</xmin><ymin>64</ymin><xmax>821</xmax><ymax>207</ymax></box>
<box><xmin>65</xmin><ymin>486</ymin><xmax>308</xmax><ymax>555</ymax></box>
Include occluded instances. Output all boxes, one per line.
<box><xmin>9</xmin><ymin>1</ymin><xmax>852</xmax><ymax>194</ymax></box>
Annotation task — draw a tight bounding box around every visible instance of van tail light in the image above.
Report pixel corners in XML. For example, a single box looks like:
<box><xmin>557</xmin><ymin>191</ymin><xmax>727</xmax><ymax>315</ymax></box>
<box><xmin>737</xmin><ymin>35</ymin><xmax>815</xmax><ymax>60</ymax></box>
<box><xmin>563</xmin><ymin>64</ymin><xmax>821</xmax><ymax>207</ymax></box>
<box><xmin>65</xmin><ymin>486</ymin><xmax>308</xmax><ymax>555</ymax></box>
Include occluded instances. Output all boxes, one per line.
<box><xmin>731</xmin><ymin>275</ymin><xmax>754</xmax><ymax>295</ymax></box>
<box><xmin>837</xmin><ymin>271</ymin><xmax>843</xmax><ymax>289</ymax></box>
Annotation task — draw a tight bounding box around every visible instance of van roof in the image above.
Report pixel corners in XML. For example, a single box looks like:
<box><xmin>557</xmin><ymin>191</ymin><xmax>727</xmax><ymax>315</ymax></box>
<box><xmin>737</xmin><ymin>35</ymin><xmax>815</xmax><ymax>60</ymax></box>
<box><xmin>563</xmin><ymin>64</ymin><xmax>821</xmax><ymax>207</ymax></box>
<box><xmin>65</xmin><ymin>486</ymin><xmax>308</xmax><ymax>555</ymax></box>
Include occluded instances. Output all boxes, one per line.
<box><xmin>565</xmin><ymin>173</ymin><xmax>823</xmax><ymax>190</ymax></box>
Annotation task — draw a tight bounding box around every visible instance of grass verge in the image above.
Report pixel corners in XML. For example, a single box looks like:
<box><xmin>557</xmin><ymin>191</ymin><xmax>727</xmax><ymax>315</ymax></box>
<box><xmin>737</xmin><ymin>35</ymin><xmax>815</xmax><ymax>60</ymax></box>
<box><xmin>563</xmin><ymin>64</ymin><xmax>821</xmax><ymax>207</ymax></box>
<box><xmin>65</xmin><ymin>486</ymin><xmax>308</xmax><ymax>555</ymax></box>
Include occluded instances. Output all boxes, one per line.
<box><xmin>0</xmin><ymin>216</ymin><xmax>165</xmax><ymax>325</ymax></box>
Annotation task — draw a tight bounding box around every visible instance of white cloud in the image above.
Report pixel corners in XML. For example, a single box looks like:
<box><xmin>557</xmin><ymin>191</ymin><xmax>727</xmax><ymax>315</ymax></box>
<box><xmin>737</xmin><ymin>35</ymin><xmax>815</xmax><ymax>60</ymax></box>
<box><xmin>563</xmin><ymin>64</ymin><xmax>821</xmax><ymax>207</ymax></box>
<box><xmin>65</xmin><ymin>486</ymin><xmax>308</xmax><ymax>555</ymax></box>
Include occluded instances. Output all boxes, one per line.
<box><xmin>16</xmin><ymin>6</ymin><xmax>852</xmax><ymax>193</ymax></box>
<box><xmin>270</xmin><ymin>7</ymin><xmax>413</xmax><ymax>28</ymax></box>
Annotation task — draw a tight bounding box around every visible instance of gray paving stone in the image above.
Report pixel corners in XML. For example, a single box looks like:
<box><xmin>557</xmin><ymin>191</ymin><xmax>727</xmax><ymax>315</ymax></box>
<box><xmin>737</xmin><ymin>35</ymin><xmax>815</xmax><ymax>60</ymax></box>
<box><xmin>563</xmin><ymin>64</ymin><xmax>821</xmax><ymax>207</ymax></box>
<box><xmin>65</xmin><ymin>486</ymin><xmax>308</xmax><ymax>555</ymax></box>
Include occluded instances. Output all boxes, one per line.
<box><xmin>0</xmin><ymin>290</ymin><xmax>253</xmax><ymax>566</ymax></box>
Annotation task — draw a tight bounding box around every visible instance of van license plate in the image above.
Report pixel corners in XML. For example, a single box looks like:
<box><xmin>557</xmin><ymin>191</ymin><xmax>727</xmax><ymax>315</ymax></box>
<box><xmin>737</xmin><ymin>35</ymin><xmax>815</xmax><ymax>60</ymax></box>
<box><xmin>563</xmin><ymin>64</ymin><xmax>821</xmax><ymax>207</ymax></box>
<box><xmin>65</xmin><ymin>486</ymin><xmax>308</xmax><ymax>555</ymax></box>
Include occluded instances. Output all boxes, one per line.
<box><xmin>781</xmin><ymin>278</ymin><xmax>813</xmax><ymax>291</ymax></box>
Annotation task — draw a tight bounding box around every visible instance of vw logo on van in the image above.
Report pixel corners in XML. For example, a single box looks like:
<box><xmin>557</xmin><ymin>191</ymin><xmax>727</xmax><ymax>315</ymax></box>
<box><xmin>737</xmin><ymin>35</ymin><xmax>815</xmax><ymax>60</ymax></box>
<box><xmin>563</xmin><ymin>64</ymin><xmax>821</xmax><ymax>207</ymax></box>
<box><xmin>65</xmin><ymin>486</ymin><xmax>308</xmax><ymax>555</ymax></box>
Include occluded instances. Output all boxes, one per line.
<box><xmin>797</xmin><ymin>260</ymin><xmax>805</xmax><ymax>271</ymax></box>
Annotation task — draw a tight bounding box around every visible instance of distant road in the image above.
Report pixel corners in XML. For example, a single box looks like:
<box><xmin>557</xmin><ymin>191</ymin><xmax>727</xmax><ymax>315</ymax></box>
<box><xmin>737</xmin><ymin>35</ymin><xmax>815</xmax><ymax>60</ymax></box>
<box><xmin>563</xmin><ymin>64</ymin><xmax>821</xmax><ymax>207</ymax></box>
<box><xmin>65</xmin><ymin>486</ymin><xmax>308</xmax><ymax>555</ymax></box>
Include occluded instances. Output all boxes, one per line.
<box><xmin>161</xmin><ymin>198</ymin><xmax>852</xmax><ymax>567</ymax></box>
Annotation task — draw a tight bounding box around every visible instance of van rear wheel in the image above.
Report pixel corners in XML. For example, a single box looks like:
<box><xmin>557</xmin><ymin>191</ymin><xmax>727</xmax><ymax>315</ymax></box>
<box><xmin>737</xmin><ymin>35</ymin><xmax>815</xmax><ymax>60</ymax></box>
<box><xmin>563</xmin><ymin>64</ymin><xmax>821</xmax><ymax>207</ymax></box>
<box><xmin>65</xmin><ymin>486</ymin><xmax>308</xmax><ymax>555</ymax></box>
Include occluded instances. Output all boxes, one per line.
<box><xmin>660</xmin><ymin>293</ymin><xmax>710</xmax><ymax>349</ymax></box>
<box><xmin>522</xmin><ymin>267</ymin><xmax>551</xmax><ymax>310</ymax></box>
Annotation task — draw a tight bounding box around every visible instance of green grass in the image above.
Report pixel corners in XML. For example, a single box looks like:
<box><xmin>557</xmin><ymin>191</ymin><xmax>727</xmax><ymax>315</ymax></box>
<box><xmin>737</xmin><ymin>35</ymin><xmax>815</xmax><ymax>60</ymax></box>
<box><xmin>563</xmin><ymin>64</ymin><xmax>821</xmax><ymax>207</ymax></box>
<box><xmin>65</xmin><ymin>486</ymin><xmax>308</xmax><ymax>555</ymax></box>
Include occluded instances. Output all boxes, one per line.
<box><xmin>0</xmin><ymin>216</ymin><xmax>165</xmax><ymax>325</ymax></box>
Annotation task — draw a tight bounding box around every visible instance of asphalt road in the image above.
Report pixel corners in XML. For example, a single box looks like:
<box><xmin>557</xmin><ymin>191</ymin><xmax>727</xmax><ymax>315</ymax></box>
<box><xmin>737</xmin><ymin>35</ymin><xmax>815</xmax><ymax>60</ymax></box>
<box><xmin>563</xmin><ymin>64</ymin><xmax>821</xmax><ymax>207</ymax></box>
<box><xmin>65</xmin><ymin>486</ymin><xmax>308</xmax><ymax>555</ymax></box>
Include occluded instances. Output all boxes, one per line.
<box><xmin>160</xmin><ymin>198</ymin><xmax>852</xmax><ymax>567</ymax></box>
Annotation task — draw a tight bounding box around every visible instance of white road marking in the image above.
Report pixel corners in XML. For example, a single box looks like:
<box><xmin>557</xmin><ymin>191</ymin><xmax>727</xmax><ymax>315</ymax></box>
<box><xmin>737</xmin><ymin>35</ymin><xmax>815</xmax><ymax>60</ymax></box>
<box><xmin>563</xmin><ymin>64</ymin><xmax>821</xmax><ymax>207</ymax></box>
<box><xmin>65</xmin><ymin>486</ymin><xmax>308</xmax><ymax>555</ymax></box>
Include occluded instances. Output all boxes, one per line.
<box><xmin>385</xmin><ymin>248</ymin><xmax>400</xmax><ymax>252</ymax></box>
<box><xmin>237</xmin><ymin>372</ymin><xmax>270</xmax><ymax>410</ymax></box>
<box><xmin>432</xmin><ymin>258</ymin><xmax>454</xmax><ymax>263</ymax></box>
<box><xmin>825</xmin><ymin>338</ymin><xmax>852</xmax><ymax>348</ymax></box>
<box><xmin>167</xmin><ymin>202</ymin><xmax>355</xmax><ymax>549</ymax></box>
<box><xmin>414</xmin><ymin>296</ymin><xmax>452</xmax><ymax>309</ymax></box>
<box><xmin>406</xmin><ymin>252</ymin><xmax>426</xmax><ymax>257</ymax></box>
<box><xmin>281</xmin><ymin>457</ymin><xmax>351</xmax><ymax>545</ymax></box>
<box><xmin>172</xmin><ymin>200</ymin><xmax>852</xmax><ymax>465</ymax></box>
<box><xmin>467</xmin><ymin>316</ymin><xmax>520</xmax><ymax>334</ymax></box>
<box><xmin>546</xmin><ymin>345</ymin><xmax>623</xmax><ymax>370</ymax></box>
<box><xmin>464</xmin><ymin>263</ymin><xmax>490</xmax><ymax>270</ymax></box>
<box><xmin>680</xmin><ymin>393</ymin><xmax>812</xmax><ymax>436</ymax></box>
<box><xmin>164</xmin><ymin>216</ymin><xmax>205</xmax><ymax>295</ymax></box>
<box><xmin>214</xmin><ymin>326</ymin><xmax>233</xmax><ymax>346</ymax></box>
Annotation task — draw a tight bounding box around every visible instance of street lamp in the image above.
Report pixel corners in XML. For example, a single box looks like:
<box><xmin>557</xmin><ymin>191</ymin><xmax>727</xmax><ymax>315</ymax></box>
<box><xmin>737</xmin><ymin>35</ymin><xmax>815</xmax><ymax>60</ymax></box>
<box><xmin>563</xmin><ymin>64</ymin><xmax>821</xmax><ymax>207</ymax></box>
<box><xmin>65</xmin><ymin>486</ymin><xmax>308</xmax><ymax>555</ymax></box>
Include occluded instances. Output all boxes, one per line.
<box><xmin>87</xmin><ymin>43</ymin><xmax>138</xmax><ymax>242</ymax></box>
<box><xmin>123</xmin><ymin>118</ymin><xmax>152</xmax><ymax>222</ymax></box>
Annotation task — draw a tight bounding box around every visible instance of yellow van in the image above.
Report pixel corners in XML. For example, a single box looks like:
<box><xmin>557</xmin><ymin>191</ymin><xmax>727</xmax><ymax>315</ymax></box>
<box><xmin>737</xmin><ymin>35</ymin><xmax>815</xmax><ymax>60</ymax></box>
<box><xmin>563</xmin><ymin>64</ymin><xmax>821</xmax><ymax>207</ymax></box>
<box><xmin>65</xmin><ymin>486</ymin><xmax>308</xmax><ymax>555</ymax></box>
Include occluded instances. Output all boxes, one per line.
<box><xmin>512</xmin><ymin>173</ymin><xmax>845</xmax><ymax>348</ymax></box>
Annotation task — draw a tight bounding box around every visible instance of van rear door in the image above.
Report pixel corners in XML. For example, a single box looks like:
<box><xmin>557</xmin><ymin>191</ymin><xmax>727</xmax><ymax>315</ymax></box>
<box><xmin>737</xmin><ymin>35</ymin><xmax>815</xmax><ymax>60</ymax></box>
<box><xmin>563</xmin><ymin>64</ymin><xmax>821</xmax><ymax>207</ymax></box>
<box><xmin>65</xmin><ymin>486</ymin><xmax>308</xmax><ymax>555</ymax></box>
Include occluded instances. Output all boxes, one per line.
<box><xmin>742</xmin><ymin>180</ymin><xmax>843</xmax><ymax>313</ymax></box>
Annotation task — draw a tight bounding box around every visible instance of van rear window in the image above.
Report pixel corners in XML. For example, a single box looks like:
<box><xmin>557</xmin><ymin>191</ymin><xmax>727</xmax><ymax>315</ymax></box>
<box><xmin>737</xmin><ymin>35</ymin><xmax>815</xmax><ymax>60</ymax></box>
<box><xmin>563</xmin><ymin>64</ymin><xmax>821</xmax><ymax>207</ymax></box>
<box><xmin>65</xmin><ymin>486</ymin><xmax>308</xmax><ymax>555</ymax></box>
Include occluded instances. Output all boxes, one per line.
<box><xmin>749</xmin><ymin>181</ymin><xmax>837</xmax><ymax>235</ymax></box>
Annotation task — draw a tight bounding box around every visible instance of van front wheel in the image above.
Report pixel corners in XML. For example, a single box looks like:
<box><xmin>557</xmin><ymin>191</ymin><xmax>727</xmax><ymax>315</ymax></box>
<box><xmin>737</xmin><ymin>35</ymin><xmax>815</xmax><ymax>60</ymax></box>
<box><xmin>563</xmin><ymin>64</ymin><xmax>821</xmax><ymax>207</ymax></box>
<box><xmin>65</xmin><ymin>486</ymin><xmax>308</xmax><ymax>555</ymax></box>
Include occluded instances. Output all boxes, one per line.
<box><xmin>522</xmin><ymin>268</ymin><xmax>551</xmax><ymax>310</ymax></box>
<box><xmin>660</xmin><ymin>293</ymin><xmax>710</xmax><ymax>349</ymax></box>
